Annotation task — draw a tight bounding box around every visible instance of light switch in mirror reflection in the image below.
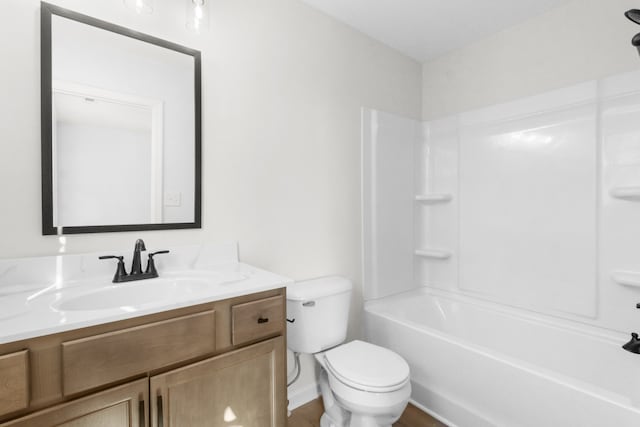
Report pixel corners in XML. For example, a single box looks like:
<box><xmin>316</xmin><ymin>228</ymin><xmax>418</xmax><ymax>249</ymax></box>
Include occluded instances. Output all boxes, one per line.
<box><xmin>41</xmin><ymin>3</ymin><xmax>201</xmax><ymax>234</ymax></box>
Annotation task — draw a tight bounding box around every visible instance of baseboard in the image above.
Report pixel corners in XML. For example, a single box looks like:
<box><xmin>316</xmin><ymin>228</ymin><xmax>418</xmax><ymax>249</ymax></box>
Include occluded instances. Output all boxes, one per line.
<box><xmin>287</xmin><ymin>382</ymin><xmax>321</xmax><ymax>411</ymax></box>
<box><xmin>409</xmin><ymin>398</ymin><xmax>458</xmax><ymax>427</ymax></box>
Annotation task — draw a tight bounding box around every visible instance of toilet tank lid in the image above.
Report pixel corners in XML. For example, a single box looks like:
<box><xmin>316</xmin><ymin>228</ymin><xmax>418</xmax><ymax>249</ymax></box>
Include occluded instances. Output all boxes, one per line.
<box><xmin>287</xmin><ymin>276</ymin><xmax>352</xmax><ymax>301</ymax></box>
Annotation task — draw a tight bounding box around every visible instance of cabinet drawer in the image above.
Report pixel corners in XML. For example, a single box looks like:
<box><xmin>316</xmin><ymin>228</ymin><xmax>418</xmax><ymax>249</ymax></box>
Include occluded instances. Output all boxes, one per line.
<box><xmin>231</xmin><ymin>296</ymin><xmax>284</xmax><ymax>346</ymax></box>
<box><xmin>0</xmin><ymin>350</ymin><xmax>29</xmax><ymax>417</ymax></box>
<box><xmin>62</xmin><ymin>310</ymin><xmax>215</xmax><ymax>395</ymax></box>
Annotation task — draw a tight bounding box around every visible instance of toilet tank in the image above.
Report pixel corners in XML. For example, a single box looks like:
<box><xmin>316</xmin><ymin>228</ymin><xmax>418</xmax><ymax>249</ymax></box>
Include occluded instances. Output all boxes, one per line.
<box><xmin>286</xmin><ymin>276</ymin><xmax>352</xmax><ymax>354</ymax></box>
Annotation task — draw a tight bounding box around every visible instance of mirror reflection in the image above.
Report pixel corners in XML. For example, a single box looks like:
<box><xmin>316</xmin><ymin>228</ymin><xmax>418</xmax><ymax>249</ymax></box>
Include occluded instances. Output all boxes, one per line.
<box><xmin>42</xmin><ymin>4</ymin><xmax>201</xmax><ymax>234</ymax></box>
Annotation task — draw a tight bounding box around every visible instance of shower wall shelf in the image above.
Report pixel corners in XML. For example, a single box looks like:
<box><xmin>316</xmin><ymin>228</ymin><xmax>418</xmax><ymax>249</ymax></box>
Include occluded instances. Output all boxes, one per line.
<box><xmin>414</xmin><ymin>193</ymin><xmax>453</xmax><ymax>203</ymax></box>
<box><xmin>414</xmin><ymin>249</ymin><xmax>452</xmax><ymax>260</ymax></box>
<box><xmin>609</xmin><ymin>187</ymin><xmax>640</xmax><ymax>201</ymax></box>
<box><xmin>611</xmin><ymin>271</ymin><xmax>640</xmax><ymax>288</ymax></box>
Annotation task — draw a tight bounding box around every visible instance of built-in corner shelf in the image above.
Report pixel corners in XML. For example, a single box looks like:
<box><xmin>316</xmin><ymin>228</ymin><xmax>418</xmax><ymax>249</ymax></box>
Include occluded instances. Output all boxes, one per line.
<box><xmin>414</xmin><ymin>193</ymin><xmax>453</xmax><ymax>204</ymax></box>
<box><xmin>609</xmin><ymin>187</ymin><xmax>640</xmax><ymax>201</ymax></box>
<box><xmin>414</xmin><ymin>249</ymin><xmax>452</xmax><ymax>260</ymax></box>
<box><xmin>611</xmin><ymin>271</ymin><xmax>640</xmax><ymax>288</ymax></box>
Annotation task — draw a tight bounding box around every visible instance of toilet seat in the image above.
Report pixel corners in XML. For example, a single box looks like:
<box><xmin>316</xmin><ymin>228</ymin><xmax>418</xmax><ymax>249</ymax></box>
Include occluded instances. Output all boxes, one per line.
<box><xmin>323</xmin><ymin>340</ymin><xmax>410</xmax><ymax>393</ymax></box>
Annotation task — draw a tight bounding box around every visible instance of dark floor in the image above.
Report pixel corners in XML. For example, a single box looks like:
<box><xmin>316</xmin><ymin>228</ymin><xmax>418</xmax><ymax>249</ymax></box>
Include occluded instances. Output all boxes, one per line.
<box><xmin>288</xmin><ymin>398</ymin><xmax>447</xmax><ymax>427</ymax></box>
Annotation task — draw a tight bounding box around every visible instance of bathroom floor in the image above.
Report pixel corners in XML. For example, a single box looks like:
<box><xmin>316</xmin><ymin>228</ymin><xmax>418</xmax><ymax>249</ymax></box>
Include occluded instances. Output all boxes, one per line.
<box><xmin>288</xmin><ymin>398</ymin><xmax>447</xmax><ymax>427</ymax></box>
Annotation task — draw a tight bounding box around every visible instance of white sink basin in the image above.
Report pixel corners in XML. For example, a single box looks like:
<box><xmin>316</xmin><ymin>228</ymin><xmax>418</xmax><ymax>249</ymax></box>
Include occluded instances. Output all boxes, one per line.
<box><xmin>54</xmin><ymin>278</ymin><xmax>216</xmax><ymax>312</ymax></box>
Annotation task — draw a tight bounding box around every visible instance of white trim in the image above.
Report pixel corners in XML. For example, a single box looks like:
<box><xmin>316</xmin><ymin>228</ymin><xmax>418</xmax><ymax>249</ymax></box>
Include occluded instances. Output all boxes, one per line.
<box><xmin>51</xmin><ymin>92</ymin><xmax>58</xmax><ymax>227</ymax></box>
<box><xmin>53</xmin><ymin>80</ymin><xmax>160</xmax><ymax>110</ymax></box>
<box><xmin>149</xmin><ymin>102</ymin><xmax>164</xmax><ymax>222</ymax></box>
<box><xmin>287</xmin><ymin>383</ymin><xmax>321</xmax><ymax>412</ymax></box>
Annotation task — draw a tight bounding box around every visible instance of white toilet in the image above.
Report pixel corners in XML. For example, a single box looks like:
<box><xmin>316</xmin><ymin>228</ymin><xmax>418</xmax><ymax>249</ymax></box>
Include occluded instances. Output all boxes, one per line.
<box><xmin>287</xmin><ymin>276</ymin><xmax>411</xmax><ymax>427</ymax></box>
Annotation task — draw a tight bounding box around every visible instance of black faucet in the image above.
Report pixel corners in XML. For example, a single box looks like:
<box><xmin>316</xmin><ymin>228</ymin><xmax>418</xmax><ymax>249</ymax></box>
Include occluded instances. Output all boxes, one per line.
<box><xmin>623</xmin><ymin>303</ymin><xmax>640</xmax><ymax>355</ymax></box>
<box><xmin>99</xmin><ymin>239</ymin><xmax>169</xmax><ymax>283</ymax></box>
<box><xmin>131</xmin><ymin>239</ymin><xmax>146</xmax><ymax>276</ymax></box>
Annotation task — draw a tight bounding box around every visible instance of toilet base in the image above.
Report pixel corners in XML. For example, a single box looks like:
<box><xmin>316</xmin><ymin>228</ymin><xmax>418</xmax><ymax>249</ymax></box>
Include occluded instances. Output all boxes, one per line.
<box><xmin>349</xmin><ymin>413</ymin><xmax>393</xmax><ymax>427</ymax></box>
<box><xmin>320</xmin><ymin>412</ymin><xmax>344</xmax><ymax>427</ymax></box>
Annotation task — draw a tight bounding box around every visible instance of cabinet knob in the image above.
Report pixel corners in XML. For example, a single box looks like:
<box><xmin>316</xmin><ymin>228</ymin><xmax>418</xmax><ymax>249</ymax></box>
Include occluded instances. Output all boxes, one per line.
<box><xmin>257</xmin><ymin>317</ymin><xmax>269</xmax><ymax>324</ymax></box>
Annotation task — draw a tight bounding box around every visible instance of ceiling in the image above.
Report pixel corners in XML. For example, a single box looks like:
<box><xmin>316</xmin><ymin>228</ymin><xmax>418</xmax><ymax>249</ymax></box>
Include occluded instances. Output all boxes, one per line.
<box><xmin>299</xmin><ymin>0</ymin><xmax>572</xmax><ymax>62</ymax></box>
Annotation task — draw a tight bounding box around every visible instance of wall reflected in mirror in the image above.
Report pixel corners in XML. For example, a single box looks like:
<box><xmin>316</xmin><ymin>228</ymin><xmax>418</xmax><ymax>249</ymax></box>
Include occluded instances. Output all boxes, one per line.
<box><xmin>42</xmin><ymin>3</ymin><xmax>201</xmax><ymax>234</ymax></box>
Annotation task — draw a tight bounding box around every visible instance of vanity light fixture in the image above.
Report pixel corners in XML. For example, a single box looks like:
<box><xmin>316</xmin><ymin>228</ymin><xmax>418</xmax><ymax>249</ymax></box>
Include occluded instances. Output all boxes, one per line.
<box><xmin>123</xmin><ymin>0</ymin><xmax>154</xmax><ymax>15</ymax></box>
<box><xmin>186</xmin><ymin>0</ymin><xmax>209</xmax><ymax>33</ymax></box>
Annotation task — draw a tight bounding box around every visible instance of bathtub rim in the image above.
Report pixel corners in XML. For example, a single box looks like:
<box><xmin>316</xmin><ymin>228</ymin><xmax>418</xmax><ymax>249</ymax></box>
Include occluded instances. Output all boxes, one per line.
<box><xmin>365</xmin><ymin>287</ymin><xmax>629</xmax><ymax>346</ymax></box>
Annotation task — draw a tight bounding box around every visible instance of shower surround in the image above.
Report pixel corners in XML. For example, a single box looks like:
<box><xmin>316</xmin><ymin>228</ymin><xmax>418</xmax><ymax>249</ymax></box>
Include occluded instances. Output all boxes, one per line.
<box><xmin>361</xmin><ymin>69</ymin><xmax>640</xmax><ymax>426</ymax></box>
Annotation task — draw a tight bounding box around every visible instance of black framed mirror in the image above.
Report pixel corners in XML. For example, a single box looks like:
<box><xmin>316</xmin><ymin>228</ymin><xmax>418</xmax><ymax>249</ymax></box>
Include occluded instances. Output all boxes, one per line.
<box><xmin>41</xmin><ymin>2</ymin><xmax>201</xmax><ymax>235</ymax></box>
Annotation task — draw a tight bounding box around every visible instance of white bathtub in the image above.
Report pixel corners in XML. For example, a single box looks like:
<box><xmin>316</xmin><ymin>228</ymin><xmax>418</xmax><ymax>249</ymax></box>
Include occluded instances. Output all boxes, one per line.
<box><xmin>364</xmin><ymin>289</ymin><xmax>640</xmax><ymax>427</ymax></box>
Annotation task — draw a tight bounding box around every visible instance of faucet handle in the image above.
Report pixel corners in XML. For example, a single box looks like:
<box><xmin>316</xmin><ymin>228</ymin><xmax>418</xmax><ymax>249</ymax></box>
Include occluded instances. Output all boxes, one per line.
<box><xmin>98</xmin><ymin>255</ymin><xmax>127</xmax><ymax>283</ymax></box>
<box><xmin>148</xmin><ymin>250</ymin><xmax>170</xmax><ymax>258</ymax></box>
<box><xmin>145</xmin><ymin>250</ymin><xmax>170</xmax><ymax>276</ymax></box>
<box><xmin>98</xmin><ymin>255</ymin><xmax>123</xmax><ymax>260</ymax></box>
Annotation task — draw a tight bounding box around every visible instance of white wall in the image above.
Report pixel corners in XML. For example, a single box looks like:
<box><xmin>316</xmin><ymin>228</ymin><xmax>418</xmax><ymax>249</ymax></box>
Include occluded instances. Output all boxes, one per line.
<box><xmin>422</xmin><ymin>0</ymin><xmax>640</xmax><ymax>120</ymax></box>
<box><xmin>0</xmin><ymin>0</ymin><xmax>421</xmax><ymax>406</ymax></box>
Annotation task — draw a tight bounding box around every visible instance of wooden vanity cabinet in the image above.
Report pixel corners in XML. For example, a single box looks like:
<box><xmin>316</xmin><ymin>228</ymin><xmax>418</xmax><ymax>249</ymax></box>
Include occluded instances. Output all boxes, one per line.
<box><xmin>0</xmin><ymin>288</ymin><xmax>286</xmax><ymax>427</ymax></box>
<box><xmin>151</xmin><ymin>337</ymin><xmax>285</xmax><ymax>427</ymax></box>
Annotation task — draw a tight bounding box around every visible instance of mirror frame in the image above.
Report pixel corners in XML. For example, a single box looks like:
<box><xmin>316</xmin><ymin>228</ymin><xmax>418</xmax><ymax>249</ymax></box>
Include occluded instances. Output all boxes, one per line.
<box><xmin>40</xmin><ymin>2</ymin><xmax>202</xmax><ymax>235</ymax></box>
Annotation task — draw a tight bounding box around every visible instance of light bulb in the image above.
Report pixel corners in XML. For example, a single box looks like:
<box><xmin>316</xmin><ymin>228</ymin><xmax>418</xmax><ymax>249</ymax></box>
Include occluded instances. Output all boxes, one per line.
<box><xmin>186</xmin><ymin>0</ymin><xmax>209</xmax><ymax>33</ymax></box>
<box><xmin>124</xmin><ymin>0</ymin><xmax>153</xmax><ymax>15</ymax></box>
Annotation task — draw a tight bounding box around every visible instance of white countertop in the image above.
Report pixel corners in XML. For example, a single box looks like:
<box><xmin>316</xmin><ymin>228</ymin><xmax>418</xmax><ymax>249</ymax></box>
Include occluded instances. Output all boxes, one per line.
<box><xmin>0</xmin><ymin>243</ymin><xmax>293</xmax><ymax>344</ymax></box>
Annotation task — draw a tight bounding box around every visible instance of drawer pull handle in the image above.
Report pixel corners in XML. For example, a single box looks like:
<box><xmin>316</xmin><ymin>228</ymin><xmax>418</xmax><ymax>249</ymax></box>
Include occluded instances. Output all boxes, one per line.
<box><xmin>257</xmin><ymin>317</ymin><xmax>269</xmax><ymax>324</ymax></box>
<box><xmin>139</xmin><ymin>399</ymin><xmax>145</xmax><ymax>426</ymax></box>
<box><xmin>157</xmin><ymin>395</ymin><xmax>164</xmax><ymax>427</ymax></box>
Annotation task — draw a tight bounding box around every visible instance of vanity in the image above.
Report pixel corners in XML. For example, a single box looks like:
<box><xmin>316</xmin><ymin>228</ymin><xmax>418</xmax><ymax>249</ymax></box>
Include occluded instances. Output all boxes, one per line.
<box><xmin>0</xmin><ymin>243</ymin><xmax>290</xmax><ymax>426</ymax></box>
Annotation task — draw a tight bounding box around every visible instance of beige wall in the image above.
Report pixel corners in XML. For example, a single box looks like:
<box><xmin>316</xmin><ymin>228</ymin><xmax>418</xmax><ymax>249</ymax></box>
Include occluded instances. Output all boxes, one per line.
<box><xmin>422</xmin><ymin>0</ymin><xmax>640</xmax><ymax>120</ymax></box>
<box><xmin>0</xmin><ymin>0</ymin><xmax>421</xmax><ymax>402</ymax></box>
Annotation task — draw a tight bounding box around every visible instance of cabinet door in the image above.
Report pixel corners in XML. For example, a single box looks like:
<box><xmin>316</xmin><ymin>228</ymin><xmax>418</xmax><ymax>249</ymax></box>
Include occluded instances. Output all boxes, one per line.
<box><xmin>151</xmin><ymin>336</ymin><xmax>286</xmax><ymax>427</ymax></box>
<box><xmin>1</xmin><ymin>379</ymin><xmax>148</xmax><ymax>427</ymax></box>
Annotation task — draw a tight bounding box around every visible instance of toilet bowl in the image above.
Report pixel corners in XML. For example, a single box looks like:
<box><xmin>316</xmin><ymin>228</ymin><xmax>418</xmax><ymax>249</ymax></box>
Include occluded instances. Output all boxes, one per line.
<box><xmin>316</xmin><ymin>340</ymin><xmax>411</xmax><ymax>427</ymax></box>
<box><xmin>286</xmin><ymin>277</ymin><xmax>411</xmax><ymax>427</ymax></box>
